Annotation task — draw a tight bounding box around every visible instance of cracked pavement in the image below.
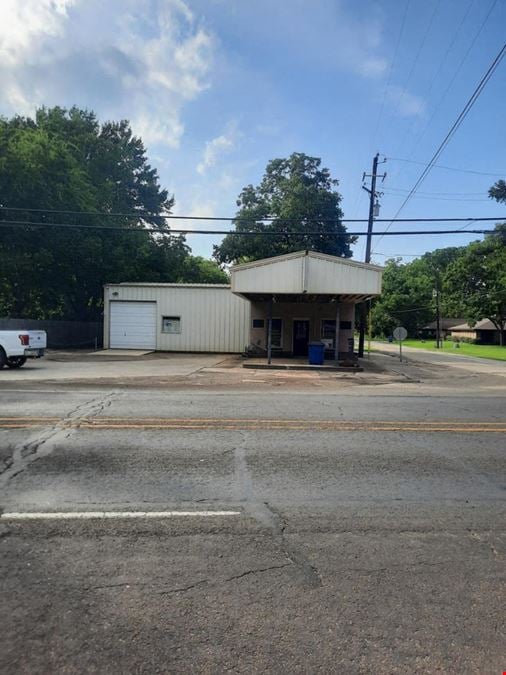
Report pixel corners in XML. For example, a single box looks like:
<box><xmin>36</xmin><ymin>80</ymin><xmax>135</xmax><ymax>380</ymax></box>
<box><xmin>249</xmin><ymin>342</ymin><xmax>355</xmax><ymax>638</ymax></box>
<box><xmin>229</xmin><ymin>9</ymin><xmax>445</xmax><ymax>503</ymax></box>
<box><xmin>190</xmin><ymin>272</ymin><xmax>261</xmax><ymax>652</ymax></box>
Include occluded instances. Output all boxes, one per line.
<box><xmin>0</xmin><ymin>376</ymin><xmax>505</xmax><ymax>673</ymax></box>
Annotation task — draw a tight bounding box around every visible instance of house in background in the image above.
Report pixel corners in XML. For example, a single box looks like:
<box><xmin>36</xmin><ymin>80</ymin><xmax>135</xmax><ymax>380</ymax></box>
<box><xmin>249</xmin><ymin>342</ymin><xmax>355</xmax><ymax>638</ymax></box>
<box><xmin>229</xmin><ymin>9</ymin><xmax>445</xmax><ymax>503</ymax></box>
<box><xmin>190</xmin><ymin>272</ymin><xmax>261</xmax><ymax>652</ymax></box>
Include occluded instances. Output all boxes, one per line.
<box><xmin>449</xmin><ymin>319</ymin><xmax>504</xmax><ymax>345</ymax></box>
<box><xmin>103</xmin><ymin>250</ymin><xmax>383</xmax><ymax>360</ymax></box>
<box><xmin>419</xmin><ymin>318</ymin><xmax>467</xmax><ymax>340</ymax></box>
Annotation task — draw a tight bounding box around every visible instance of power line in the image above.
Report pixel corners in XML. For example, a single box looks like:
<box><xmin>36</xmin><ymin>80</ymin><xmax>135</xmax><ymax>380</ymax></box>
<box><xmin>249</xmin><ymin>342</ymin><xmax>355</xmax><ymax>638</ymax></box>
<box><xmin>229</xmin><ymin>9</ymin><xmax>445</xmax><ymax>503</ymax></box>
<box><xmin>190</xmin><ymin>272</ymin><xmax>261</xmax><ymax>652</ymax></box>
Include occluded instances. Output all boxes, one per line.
<box><xmin>390</xmin><ymin>305</ymin><xmax>435</xmax><ymax>314</ymax></box>
<box><xmin>382</xmin><ymin>191</ymin><xmax>488</xmax><ymax>202</ymax></box>
<box><xmin>392</xmin><ymin>0</ymin><xmax>477</xmax><ymax>157</ymax></box>
<box><xmin>373</xmin><ymin>252</ymin><xmax>422</xmax><ymax>258</ymax></box>
<box><xmin>382</xmin><ymin>187</ymin><xmax>488</xmax><ymax>196</ymax></box>
<box><xmin>0</xmin><ymin>207</ymin><xmax>503</xmax><ymax>224</ymax></box>
<box><xmin>356</xmin><ymin>1</ymin><xmax>411</xmax><ymax>230</ymax></box>
<box><xmin>0</xmin><ymin>219</ymin><xmax>499</xmax><ymax>236</ymax></box>
<box><xmin>386</xmin><ymin>157</ymin><xmax>504</xmax><ymax>177</ymax></box>
<box><xmin>421</xmin><ymin>0</ymin><xmax>476</xmax><ymax>102</ymax></box>
<box><xmin>455</xmin><ymin>218</ymin><xmax>479</xmax><ymax>232</ymax></box>
<box><xmin>381</xmin><ymin>0</ymin><xmax>441</xmax><ymax>141</ymax></box>
<box><xmin>371</xmin><ymin>0</ymin><xmax>411</xmax><ymax>148</ymax></box>
<box><xmin>374</xmin><ymin>41</ymin><xmax>506</xmax><ymax>250</ymax></box>
<box><xmin>387</xmin><ymin>157</ymin><xmax>505</xmax><ymax>178</ymax></box>
<box><xmin>402</xmin><ymin>0</ymin><xmax>500</xmax><ymax>159</ymax></box>
<box><xmin>0</xmin><ymin>205</ymin><xmax>359</xmax><ymax>224</ymax></box>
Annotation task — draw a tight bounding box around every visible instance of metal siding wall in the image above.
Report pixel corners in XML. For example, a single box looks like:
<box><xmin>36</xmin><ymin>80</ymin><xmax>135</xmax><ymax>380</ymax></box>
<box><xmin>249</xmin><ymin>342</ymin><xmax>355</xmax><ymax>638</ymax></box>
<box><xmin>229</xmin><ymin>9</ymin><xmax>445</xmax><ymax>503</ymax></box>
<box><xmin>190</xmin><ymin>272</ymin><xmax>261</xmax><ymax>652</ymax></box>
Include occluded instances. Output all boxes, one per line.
<box><xmin>232</xmin><ymin>257</ymin><xmax>303</xmax><ymax>294</ymax></box>
<box><xmin>232</xmin><ymin>256</ymin><xmax>382</xmax><ymax>296</ymax></box>
<box><xmin>306</xmin><ymin>257</ymin><xmax>382</xmax><ymax>295</ymax></box>
<box><xmin>104</xmin><ymin>285</ymin><xmax>250</xmax><ymax>352</ymax></box>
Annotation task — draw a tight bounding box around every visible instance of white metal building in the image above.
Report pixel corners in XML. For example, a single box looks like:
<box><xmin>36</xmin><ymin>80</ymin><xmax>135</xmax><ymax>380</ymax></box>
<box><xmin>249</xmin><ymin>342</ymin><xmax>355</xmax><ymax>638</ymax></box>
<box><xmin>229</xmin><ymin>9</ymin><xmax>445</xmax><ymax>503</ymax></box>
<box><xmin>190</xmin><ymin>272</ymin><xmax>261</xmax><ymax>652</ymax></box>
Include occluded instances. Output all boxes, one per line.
<box><xmin>231</xmin><ymin>250</ymin><xmax>382</xmax><ymax>359</ymax></box>
<box><xmin>103</xmin><ymin>251</ymin><xmax>383</xmax><ymax>356</ymax></box>
<box><xmin>103</xmin><ymin>284</ymin><xmax>250</xmax><ymax>352</ymax></box>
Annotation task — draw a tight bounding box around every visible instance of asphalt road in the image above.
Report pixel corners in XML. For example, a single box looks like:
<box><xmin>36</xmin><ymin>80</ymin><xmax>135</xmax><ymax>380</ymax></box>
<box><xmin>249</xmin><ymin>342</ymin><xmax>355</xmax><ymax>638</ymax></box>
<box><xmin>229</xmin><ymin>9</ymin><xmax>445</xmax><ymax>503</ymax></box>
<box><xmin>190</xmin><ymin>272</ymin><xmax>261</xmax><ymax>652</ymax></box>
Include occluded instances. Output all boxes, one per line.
<box><xmin>1</xmin><ymin>383</ymin><xmax>505</xmax><ymax>674</ymax></box>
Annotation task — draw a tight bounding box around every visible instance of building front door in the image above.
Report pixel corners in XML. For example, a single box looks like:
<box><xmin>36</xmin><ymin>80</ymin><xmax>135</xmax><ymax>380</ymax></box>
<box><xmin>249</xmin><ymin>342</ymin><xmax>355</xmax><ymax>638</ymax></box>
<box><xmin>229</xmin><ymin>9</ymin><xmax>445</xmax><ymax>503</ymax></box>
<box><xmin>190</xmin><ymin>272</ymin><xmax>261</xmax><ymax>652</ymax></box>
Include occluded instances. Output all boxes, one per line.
<box><xmin>293</xmin><ymin>319</ymin><xmax>310</xmax><ymax>356</ymax></box>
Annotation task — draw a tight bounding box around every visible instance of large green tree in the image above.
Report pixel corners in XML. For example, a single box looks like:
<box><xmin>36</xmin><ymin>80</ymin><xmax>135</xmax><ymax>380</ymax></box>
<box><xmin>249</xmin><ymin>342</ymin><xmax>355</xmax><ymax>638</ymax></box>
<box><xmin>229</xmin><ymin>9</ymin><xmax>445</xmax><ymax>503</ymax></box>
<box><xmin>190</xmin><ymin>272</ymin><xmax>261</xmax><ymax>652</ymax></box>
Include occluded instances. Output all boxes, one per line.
<box><xmin>0</xmin><ymin>107</ymin><xmax>223</xmax><ymax>320</ymax></box>
<box><xmin>370</xmin><ymin>247</ymin><xmax>466</xmax><ymax>337</ymax></box>
<box><xmin>444</xmin><ymin>224</ymin><xmax>506</xmax><ymax>345</ymax></box>
<box><xmin>213</xmin><ymin>153</ymin><xmax>356</xmax><ymax>264</ymax></box>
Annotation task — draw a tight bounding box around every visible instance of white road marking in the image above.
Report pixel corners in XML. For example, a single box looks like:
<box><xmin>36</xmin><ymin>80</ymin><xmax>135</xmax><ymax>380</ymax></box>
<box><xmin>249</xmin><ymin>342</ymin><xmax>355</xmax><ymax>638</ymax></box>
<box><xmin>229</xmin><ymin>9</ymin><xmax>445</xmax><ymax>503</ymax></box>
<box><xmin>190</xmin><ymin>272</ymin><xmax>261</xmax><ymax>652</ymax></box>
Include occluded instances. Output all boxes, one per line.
<box><xmin>0</xmin><ymin>510</ymin><xmax>241</xmax><ymax>520</ymax></box>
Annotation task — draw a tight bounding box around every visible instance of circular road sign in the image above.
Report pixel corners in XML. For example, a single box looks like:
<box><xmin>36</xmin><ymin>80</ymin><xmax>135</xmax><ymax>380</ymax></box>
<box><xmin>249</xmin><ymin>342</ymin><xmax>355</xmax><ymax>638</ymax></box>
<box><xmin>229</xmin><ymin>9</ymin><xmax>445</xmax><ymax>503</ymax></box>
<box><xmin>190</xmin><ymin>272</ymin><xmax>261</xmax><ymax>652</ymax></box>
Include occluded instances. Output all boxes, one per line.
<box><xmin>393</xmin><ymin>326</ymin><xmax>408</xmax><ymax>341</ymax></box>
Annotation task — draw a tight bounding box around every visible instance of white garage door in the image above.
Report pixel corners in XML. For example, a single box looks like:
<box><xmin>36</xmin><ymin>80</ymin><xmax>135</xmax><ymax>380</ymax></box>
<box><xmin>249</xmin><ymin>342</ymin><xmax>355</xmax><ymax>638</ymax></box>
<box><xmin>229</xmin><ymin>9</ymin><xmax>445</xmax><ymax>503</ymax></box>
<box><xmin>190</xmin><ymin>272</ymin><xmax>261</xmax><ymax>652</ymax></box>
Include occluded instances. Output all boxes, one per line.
<box><xmin>109</xmin><ymin>301</ymin><xmax>157</xmax><ymax>349</ymax></box>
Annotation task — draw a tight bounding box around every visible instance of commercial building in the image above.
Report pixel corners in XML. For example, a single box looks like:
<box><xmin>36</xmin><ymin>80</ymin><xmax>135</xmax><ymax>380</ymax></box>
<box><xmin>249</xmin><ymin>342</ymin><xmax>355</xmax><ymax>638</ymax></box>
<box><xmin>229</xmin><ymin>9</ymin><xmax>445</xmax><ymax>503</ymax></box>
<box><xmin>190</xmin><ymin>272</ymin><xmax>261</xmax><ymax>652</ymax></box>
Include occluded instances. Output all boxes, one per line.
<box><xmin>103</xmin><ymin>250</ymin><xmax>383</xmax><ymax>358</ymax></box>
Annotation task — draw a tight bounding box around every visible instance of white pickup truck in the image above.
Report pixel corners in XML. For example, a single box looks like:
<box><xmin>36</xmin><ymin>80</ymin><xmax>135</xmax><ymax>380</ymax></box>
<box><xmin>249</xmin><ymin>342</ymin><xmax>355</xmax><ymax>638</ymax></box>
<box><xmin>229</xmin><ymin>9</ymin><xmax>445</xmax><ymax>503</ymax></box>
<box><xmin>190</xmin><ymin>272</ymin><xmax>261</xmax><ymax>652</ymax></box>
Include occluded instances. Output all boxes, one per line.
<box><xmin>0</xmin><ymin>330</ymin><xmax>47</xmax><ymax>369</ymax></box>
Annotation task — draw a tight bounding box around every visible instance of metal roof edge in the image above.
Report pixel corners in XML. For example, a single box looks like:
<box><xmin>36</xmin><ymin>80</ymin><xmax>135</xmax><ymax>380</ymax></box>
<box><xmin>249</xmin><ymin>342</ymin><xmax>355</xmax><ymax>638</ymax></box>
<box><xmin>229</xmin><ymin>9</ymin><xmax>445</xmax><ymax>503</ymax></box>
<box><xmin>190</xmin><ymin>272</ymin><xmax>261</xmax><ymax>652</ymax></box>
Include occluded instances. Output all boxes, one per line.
<box><xmin>307</xmin><ymin>250</ymin><xmax>384</xmax><ymax>272</ymax></box>
<box><xmin>106</xmin><ymin>282</ymin><xmax>231</xmax><ymax>289</ymax></box>
<box><xmin>231</xmin><ymin>250</ymin><xmax>383</xmax><ymax>273</ymax></box>
<box><xmin>231</xmin><ymin>250</ymin><xmax>307</xmax><ymax>271</ymax></box>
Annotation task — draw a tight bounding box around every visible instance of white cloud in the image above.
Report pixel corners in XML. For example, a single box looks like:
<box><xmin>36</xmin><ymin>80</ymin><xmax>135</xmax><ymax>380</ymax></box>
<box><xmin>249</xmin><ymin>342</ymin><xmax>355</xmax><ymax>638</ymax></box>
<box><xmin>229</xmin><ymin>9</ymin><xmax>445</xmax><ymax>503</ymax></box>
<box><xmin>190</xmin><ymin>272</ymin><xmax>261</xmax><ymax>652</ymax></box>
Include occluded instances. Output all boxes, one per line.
<box><xmin>197</xmin><ymin>122</ymin><xmax>240</xmax><ymax>175</ymax></box>
<box><xmin>385</xmin><ymin>85</ymin><xmax>426</xmax><ymax>118</ymax></box>
<box><xmin>0</xmin><ymin>0</ymin><xmax>214</xmax><ymax>147</ymax></box>
<box><xmin>0</xmin><ymin>0</ymin><xmax>74</xmax><ymax>66</ymax></box>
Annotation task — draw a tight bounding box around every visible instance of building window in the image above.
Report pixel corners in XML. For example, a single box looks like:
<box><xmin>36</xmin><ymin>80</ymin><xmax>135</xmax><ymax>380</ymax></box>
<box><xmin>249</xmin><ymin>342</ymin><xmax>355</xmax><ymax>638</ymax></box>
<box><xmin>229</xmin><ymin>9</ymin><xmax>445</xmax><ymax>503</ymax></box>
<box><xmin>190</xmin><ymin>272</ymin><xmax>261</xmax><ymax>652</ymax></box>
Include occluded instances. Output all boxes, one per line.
<box><xmin>321</xmin><ymin>319</ymin><xmax>352</xmax><ymax>337</ymax></box>
<box><xmin>252</xmin><ymin>318</ymin><xmax>265</xmax><ymax>329</ymax></box>
<box><xmin>321</xmin><ymin>319</ymin><xmax>336</xmax><ymax>339</ymax></box>
<box><xmin>270</xmin><ymin>318</ymin><xmax>283</xmax><ymax>349</ymax></box>
<box><xmin>162</xmin><ymin>316</ymin><xmax>181</xmax><ymax>333</ymax></box>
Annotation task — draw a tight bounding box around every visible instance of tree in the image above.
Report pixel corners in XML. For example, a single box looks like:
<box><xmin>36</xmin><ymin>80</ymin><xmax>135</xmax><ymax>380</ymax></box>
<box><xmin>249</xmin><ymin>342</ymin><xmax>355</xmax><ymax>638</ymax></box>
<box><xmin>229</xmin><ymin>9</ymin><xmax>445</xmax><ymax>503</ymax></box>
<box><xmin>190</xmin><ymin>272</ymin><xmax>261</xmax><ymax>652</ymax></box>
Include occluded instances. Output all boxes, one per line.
<box><xmin>488</xmin><ymin>180</ymin><xmax>506</xmax><ymax>243</ymax></box>
<box><xmin>177</xmin><ymin>257</ymin><xmax>229</xmax><ymax>284</ymax></box>
<box><xmin>213</xmin><ymin>153</ymin><xmax>356</xmax><ymax>264</ymax></box>
<box><xmin>489</xmin><ymin>179</ymin><xmax>506</xmax><ymax>204</ymax></box>
<box><xmin>0</xmin><ymin>106</ymin><xmax>221</xmax><ymax>320</ymax></box>
<box><xmin>370</xmin><ymin>247</ymin><xmax>466</xmax><ymax>337</ymax></box>
<box><xmin>444</xmin><ymin>224</ymin><xmax>506</xmax><ymax>345</ymax></box>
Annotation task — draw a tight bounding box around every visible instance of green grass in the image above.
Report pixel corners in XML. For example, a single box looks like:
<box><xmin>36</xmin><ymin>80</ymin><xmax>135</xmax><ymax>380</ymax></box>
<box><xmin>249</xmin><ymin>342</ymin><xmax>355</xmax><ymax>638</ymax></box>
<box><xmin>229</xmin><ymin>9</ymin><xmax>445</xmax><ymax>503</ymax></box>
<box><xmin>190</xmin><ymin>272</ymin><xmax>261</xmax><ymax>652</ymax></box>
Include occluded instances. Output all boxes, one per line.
<box><xmin>378</xmin><ymin>338</ymin><xmax>506</xmax><ymax>362</ymax></box>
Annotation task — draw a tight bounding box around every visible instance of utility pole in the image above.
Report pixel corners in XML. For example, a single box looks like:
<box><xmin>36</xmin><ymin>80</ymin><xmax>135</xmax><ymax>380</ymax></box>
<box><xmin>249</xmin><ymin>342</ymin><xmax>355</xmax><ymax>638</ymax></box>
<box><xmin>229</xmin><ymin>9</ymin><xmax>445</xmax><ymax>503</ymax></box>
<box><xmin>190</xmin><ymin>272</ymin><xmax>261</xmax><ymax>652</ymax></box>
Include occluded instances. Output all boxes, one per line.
<box><xmin>358</xmin><ymin>154</ymin><xmax>386</xmax><ymax>357</ymax></box>
<box><xmin>433</xmin><ymin>286</ymin><xmax>441</xmax><ymax>349</ymax></box>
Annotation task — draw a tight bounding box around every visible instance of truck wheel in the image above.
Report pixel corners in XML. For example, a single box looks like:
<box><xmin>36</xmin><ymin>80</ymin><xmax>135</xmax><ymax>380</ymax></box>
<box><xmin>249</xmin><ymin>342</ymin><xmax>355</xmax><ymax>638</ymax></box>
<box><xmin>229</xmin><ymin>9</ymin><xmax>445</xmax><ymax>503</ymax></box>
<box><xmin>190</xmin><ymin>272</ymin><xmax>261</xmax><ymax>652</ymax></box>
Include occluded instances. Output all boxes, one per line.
<box><xmin>0</xmin><ymin>348</ymin><xmax>6</xmax><ymax>369</ymax></box>
<box><xmin>6</xmin><ymin>356</ymin><xmax>27</xmax><ymax>369</ymax></box>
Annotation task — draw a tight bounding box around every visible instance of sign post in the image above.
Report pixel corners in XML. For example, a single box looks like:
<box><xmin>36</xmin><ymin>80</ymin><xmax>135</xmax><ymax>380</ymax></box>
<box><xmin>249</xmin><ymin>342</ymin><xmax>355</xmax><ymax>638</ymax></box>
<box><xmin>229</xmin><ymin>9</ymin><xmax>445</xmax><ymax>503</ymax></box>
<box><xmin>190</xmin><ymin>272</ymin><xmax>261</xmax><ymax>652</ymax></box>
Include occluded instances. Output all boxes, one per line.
<box><xmin>393</xmin><ymin>326</ymin><xmax>408</xmax><ymax>362</ymax></box>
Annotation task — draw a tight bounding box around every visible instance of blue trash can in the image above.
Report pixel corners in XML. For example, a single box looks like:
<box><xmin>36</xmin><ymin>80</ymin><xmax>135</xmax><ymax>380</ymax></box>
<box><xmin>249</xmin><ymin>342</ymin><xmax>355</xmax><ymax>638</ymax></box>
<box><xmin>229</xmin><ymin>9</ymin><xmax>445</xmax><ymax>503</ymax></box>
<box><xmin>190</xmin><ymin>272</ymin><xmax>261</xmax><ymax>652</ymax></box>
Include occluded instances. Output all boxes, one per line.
<box><xmin>308</xmin><ymin>342</ymin><xmax>325</xmax><ymax>365</ymax></box>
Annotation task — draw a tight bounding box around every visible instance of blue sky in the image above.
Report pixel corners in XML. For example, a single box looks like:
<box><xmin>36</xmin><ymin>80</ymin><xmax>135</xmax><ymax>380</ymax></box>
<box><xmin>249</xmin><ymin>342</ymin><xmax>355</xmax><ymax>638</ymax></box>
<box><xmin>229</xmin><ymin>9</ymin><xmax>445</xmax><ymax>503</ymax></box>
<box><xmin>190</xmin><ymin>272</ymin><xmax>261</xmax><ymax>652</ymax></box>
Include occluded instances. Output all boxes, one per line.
<box><xmin>1</xmin><ymin>0</ymin><xmax>504</xmax><ymax>263</ymax></box>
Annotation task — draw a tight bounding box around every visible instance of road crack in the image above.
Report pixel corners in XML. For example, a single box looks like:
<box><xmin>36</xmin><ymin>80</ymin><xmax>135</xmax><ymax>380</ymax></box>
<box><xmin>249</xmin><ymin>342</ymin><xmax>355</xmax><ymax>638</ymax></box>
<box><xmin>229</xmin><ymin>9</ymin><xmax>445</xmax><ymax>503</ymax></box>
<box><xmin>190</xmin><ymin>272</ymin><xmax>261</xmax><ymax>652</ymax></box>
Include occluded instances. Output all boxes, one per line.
<box><xmin>342</xmin><ymin>559</ymin><xmax>456</xmax><ymax>575</ymax></box>
<box><xmin>224</xmin><ymin>563</ymin><xmax>292</xmax><ymax>582</ymax></box>
<box><xmin>0</xmin><ymin>392</ymin><xmax>119</xmax><ymax>485</ymax></box>
<box><xmin>282</xmin><ymin>545</ymin><xmax>322</xmax><ymax>588</ymax></box>
<box><xmin>469</xmin><ymin>531</ymin><xmax>500</xmax><ymax>558</ymax></box>
<box><xmin>233</xmin><ymin>434</ymin><xmax>322</xmax><ymax>588</ymax></box>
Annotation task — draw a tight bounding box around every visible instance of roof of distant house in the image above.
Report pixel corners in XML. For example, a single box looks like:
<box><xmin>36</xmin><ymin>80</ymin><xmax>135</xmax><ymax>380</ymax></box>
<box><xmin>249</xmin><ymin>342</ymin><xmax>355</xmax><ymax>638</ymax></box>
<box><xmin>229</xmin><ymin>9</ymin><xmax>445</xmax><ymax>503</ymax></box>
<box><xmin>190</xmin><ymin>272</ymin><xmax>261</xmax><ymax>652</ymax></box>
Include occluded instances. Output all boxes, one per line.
<box><xmin>450</xmin><ymin>319</ymin><xmax>498</xmax><ymax>331</ymax></box>
<box><xmin>422</xmin><ymin>318</ymin><xmax>467</xmax><ymax>330</ymax></box>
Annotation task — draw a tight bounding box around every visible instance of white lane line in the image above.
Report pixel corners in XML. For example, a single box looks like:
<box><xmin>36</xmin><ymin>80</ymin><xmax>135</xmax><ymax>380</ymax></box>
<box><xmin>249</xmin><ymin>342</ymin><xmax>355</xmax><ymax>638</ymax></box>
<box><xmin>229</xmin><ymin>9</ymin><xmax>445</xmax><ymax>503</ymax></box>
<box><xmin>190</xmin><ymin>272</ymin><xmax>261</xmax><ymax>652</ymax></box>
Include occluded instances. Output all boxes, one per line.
<box><xmin>0</xmin><ymin>510</ymin><xmax>241</xmax><ymax>520</ymax></box>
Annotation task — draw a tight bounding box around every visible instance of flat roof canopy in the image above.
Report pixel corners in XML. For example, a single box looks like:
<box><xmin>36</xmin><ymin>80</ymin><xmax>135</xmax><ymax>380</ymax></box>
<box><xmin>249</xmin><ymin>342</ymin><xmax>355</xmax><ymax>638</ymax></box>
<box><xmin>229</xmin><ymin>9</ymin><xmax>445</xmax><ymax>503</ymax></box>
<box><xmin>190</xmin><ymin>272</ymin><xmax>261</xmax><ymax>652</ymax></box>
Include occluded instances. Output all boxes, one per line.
<box><xmin>231</xmin><ymin>250</ymin><xmax>383</xmax><ymax>302</ymax></box>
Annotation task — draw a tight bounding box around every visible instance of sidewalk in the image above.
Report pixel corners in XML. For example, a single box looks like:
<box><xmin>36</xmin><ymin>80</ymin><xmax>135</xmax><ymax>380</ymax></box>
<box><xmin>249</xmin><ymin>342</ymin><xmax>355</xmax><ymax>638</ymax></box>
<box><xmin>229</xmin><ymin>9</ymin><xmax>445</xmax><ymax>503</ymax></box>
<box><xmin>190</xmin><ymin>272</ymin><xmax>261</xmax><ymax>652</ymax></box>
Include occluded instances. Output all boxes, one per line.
<box><xmin>371</xmin><ymin>341</ymin><xmax>506</xmax><ymax>377</ymax></box>
<box><xmin>0</xmin><ymin>350</ymin><xmax>407</xmax><ymax>390</ymax></box>
<box><xmin>2</xmin><ymin>347</ymin><xmax>504</xmax><ymax>393</ymax></box>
